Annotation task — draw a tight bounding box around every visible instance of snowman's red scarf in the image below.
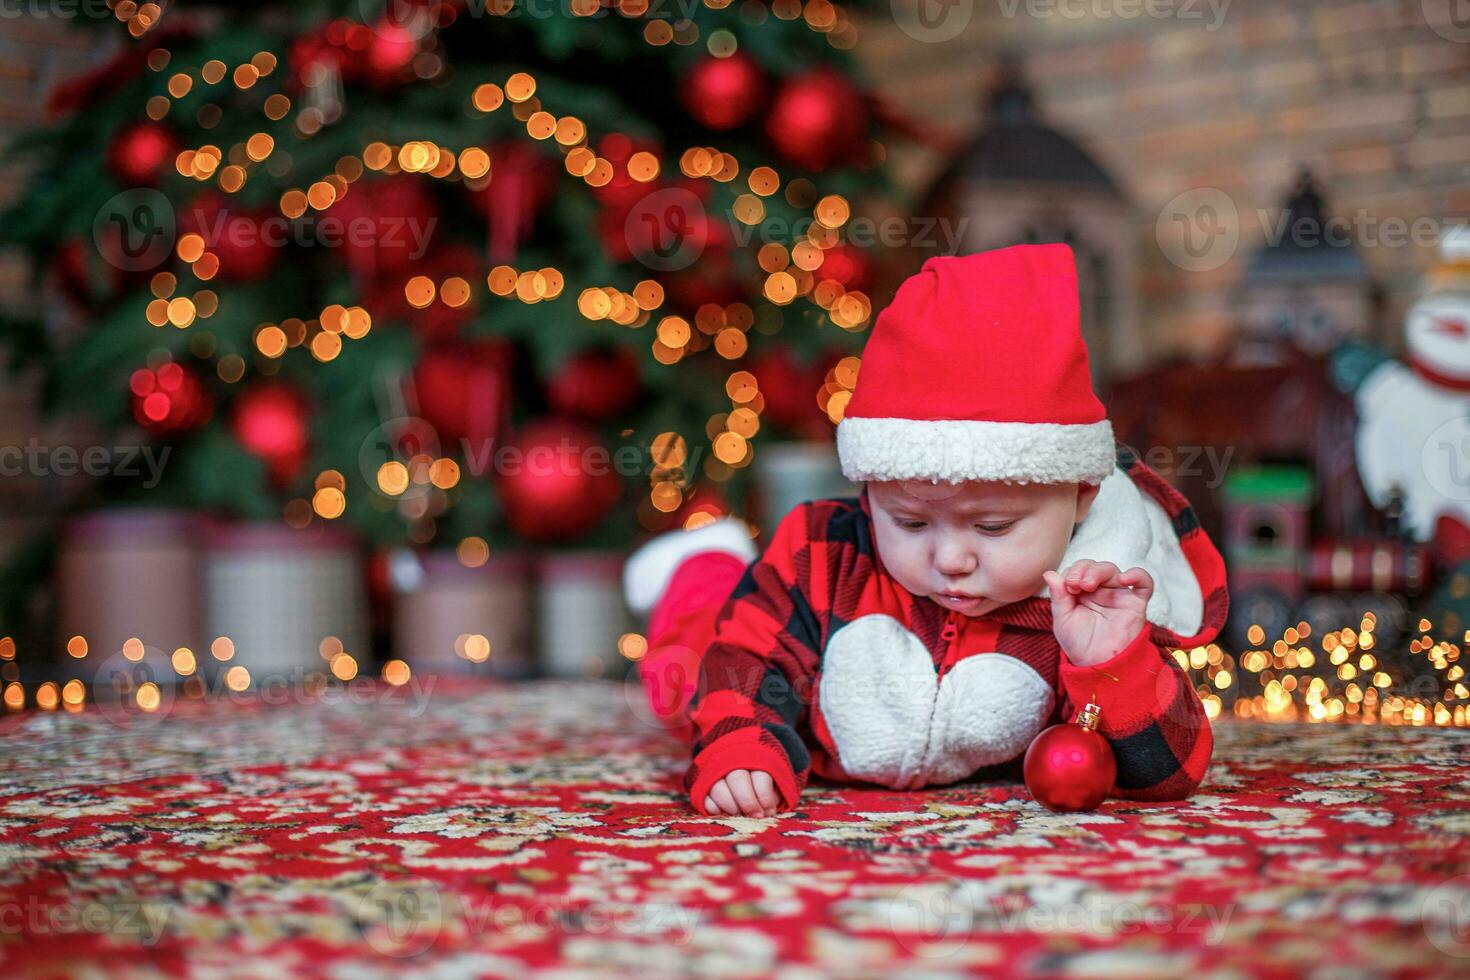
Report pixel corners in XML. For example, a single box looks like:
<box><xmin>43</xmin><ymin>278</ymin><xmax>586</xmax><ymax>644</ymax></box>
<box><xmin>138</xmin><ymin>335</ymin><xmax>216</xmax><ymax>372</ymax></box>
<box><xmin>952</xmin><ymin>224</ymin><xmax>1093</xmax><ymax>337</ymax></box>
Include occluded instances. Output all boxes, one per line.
<box><xmin>1410</xmin><ymin>354</ymin><xmax>1470</xmax><ymax>393</ymax></box>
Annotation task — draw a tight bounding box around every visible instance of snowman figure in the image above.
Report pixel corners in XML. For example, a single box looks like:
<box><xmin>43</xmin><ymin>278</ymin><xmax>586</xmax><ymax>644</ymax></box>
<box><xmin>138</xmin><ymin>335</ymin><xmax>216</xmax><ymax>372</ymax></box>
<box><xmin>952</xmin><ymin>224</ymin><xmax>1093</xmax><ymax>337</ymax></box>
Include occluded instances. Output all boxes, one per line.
<box><xmin>1335</xmin><ymin>226</ymin><xmax>1470</xmax><ymax>561</ymax></box>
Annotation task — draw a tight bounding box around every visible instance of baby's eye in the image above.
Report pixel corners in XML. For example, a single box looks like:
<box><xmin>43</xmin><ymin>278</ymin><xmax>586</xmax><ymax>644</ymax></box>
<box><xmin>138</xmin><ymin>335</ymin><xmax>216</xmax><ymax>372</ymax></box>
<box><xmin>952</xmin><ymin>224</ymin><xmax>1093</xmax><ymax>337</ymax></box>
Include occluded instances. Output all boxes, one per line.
<box><xmin>975</xmin><ymin>522</ymin><xmax>1015</xmax><ymax>534</ymax></box>
<box><xmin>898</xmin><ymin>520</ymin><xmax>926</xmax><ymax>530</ymax></box>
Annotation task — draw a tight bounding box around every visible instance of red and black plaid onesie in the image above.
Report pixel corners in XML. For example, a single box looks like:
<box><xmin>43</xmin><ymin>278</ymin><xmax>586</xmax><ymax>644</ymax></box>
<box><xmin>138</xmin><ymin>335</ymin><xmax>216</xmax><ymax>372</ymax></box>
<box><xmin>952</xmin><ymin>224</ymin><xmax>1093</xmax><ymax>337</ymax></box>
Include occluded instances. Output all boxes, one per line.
<box><xmin>640</xmin><ymin>444</ymin><xmax>1230</xmax><ymax>815</ymax></box>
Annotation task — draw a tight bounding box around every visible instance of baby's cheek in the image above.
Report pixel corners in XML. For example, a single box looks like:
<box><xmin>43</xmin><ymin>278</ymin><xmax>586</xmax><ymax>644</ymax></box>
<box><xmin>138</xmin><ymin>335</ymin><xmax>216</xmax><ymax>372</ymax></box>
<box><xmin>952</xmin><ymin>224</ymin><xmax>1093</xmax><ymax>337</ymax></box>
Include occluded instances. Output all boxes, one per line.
<box><xmin>873</xmin><ymin>529</ymin><xmax>928</xmax><ymax>590</ymax></box>
<box><xmin>990</xmin><ymin>535</ymin><xmax>1055</xmax><ymax>595</ymax></box>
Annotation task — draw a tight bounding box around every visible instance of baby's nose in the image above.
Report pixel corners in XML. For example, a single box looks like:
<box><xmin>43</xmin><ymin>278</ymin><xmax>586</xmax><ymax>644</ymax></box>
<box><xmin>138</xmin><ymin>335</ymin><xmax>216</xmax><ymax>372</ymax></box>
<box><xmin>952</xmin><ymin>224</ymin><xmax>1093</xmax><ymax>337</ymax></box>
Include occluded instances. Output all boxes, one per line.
<box><xmin>934</xmin><ymin>544</ymin><xmax>977</xmax><ymax>576</ymax></box>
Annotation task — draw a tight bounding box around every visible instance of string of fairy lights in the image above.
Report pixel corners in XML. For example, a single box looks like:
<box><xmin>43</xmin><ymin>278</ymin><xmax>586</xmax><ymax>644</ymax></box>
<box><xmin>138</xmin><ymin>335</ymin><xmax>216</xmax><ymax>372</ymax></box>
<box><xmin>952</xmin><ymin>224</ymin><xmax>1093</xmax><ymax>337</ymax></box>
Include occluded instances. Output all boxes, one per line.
<box><xmin>1174</xmin><ymin>611</ymin><xmax>1469</xmax><ymax>727</ymax></box>
<box><xmin>0</xmin><ymin>632</ymin><xmax>421</xmax><ymax>713</ymax></box>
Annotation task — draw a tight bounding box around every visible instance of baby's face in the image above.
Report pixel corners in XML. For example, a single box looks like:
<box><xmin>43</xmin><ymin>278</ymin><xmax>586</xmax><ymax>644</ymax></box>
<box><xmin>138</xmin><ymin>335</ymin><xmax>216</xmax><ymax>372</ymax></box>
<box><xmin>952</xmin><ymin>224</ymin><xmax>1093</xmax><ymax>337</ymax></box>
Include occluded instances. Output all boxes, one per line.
<box><xmin>867</xmin><ymin>478</ymin><xmax>1098</xmax><ymax>618</ymax></box>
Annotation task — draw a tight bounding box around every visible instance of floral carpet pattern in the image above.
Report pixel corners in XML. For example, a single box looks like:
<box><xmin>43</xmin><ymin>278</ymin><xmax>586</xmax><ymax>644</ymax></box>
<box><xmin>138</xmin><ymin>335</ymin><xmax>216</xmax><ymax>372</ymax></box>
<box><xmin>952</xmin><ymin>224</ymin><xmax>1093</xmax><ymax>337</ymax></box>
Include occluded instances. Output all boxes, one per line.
<box><xmin>2</xmin><ymin>676</ymin><xmax>1469</xmax><ymax>978</ymax></box>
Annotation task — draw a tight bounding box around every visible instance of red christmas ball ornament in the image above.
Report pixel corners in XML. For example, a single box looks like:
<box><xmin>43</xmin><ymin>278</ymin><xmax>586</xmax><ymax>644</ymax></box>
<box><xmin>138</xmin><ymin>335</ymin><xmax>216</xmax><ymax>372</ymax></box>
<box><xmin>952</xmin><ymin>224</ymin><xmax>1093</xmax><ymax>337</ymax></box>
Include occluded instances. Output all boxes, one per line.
<box><xmin>179</xmin><ymin>194</ymin><xmax>279</xmax><ymax>282</ymax></box>
<box><xmin>600</xmin><ymin>174</ymin><xmax>709</xmax><ymax>266</ymax></box>
<box><xmin>328</xmin><ymin>176</ymin><xmax>439</xmax><ymax>282</ymax></box>
<box><xmin>107</xmin><ymin>121</ymin><xmax>178</xmax><ymax>186</ymax></box>
<box><xmin>405</xmin><ymin>243</ymin><xmax>483</xmax><ymax>341</ymax></box>
<box><xmin>765</xmin><ymin>68</ymin><xmax>867</xmax><ymax>172</ymax></box>
<box><xmin>130</xmin><ymin>362</ymin><xmax>212</xmax><ymax>436</ymax></box>
<box><xmin>818</xmin><ymin>243</ymin><xmax>873</xmax><ymax>292</ymax></box>
<box><xmin>413</xmin><ymin>339</ymin><xmax>511</xmax><ymax>446</ymax></box>
<box><xmin>745</xmin><ymin>346</ymin><xmax>811</xmax><ymax>430</ymax></box>
<box><xmin>496</xmin><ymin>419</ymin><xmax>622</xmax><ymax>543</ymax></box>
<box><xmin>681</xmin><ymin>53</ymin><xmax>767</xmax><ymax>130</ymax></box>
<box><xmin>365</xmin><ymin>19</ymin><xmax>419</xmax><ymax>84</ymax></box>
<box><xmin>668</xmin><ymin>486</ymin><xmax>731</xmax><ymax>532</ymax></box>
<box><xmin>288</xmin><ymin>31</ymin><xmax>341</xmax><ymax>88</ymax></box>
<box><xmin>55</xmin><ymin>236</ymin><xmax>130</xmax><ymax>307</ymax></box>
<box><xmin>548</xmin><ymin>346</ymin><xmax>641</xmax><ymax>422</ymax></box>
<box><xmin>231</xmin><ymin>383</ymin><xmax>310</xmax><ymax>484</ymax></box>
<box><xmin>469</xmin><ymin>140</ymin><xmax>559</xmax><ymax>262</ymax></box>
<box><xmin>1023</xmin><ymin>701</ymin><xmax>1117</xmax><ymax>813</ymax></box>
<box><xmin>587</xmin><ymin>133</ymin><xmax>664</xmax><ymax>212</ymax></box>
<box><xmin>746</xmin><ymin>346</ymin><xmax>845</xmax><ymax>433</ymax></box>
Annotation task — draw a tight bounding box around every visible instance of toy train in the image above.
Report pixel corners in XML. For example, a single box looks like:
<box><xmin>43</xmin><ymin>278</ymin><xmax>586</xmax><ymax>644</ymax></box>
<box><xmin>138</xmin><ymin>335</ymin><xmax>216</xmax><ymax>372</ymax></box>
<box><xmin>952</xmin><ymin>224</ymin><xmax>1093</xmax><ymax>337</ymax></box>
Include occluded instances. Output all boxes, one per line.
<box><xmin>1223</xmin><ymin>465</ymin><xmax>1432</xmax><ymax>652</ymax></box>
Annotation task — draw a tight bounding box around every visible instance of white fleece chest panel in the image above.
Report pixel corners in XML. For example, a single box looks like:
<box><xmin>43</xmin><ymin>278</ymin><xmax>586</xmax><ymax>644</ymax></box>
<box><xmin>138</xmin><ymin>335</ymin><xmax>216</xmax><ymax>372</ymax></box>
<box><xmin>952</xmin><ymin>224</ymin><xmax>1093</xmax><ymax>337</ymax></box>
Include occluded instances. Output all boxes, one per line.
<box><xmin>818</xmin><ymin>614</ymin><xmax>1055</xmax><ymax>790</ymax></box>
<box><xmin>1035</xmin><ymin>465</ymin><xmax>1206</xmax><ymax>638</ymax></box>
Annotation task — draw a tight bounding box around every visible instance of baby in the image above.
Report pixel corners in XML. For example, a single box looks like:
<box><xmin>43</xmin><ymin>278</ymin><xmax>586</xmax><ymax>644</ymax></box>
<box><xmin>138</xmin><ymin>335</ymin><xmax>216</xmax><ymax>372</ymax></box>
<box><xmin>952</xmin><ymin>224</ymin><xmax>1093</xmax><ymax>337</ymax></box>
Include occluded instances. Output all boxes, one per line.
<box><xmin>623</xmin><ymin>243</ymin><xmax>1229</xmax><ymax>817</ymax></box>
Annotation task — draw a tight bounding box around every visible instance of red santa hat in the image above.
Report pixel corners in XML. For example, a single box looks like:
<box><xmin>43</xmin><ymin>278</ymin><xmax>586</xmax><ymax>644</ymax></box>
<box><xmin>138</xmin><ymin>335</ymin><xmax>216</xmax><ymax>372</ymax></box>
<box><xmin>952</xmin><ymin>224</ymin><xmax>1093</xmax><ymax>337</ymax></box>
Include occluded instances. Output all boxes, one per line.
<box><xmin>836</xmin><ymin>243</ymin><xmax>1115</xmax><ymax>486</ymax></box>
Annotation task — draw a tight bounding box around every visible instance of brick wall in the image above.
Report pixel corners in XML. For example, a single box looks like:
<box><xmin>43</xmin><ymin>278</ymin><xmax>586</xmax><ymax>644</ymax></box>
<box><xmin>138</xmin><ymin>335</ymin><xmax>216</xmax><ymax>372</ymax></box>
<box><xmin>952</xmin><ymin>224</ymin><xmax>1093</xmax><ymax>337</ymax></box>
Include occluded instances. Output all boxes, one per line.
<box><xmin>5</xmin><ymin>6</ymin><xmax>1465</xmax><ymax>363</ymax></box>
<box><xmin>853</xmin><ymin>0</ymin><xmax>1470</xmax><ymax>360</ymax></box>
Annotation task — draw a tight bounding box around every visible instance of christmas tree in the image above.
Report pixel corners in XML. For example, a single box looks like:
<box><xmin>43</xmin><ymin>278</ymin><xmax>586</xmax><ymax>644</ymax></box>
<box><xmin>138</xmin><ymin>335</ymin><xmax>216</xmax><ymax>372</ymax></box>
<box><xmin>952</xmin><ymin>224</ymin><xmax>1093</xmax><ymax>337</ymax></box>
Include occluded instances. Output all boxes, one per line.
<box><xmin>0</xmin><ymin>0</ymin><xmax>892</xmax><ymax>611</ymax></box>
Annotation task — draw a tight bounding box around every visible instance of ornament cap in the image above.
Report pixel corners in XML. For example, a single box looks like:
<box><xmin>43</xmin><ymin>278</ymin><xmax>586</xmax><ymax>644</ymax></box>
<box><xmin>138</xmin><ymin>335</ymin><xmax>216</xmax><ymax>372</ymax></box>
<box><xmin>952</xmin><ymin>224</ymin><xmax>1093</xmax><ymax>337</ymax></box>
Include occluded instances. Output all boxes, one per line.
<box><xmin>1075</xmin><ymin>701</ymin><xmax>1103</xmax><ymax>732</ymax></box>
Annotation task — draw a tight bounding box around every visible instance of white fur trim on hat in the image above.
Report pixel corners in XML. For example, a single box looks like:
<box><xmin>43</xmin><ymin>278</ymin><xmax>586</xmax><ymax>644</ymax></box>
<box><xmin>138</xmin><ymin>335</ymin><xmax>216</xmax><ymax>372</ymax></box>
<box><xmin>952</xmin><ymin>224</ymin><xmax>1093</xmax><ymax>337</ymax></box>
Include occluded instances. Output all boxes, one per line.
<box><xmin>835</xmin><ymin>417</ymin><xmax>1116</xmax><ymax>486</ymax></box>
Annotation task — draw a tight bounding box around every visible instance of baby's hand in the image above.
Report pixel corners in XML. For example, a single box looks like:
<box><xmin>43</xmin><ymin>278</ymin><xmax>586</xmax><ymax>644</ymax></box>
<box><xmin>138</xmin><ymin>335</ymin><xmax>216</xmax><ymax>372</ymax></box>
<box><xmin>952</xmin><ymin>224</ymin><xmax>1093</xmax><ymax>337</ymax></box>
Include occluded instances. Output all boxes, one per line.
<box><xmin>1042</xmin><ymin>560</ymin><xmax>1153</xmax><ymax>667</ymax></box>
<box><xmin>700</xmin><ymin>769</ymin><xmax>783</xmax><ymax>817</ymax></box>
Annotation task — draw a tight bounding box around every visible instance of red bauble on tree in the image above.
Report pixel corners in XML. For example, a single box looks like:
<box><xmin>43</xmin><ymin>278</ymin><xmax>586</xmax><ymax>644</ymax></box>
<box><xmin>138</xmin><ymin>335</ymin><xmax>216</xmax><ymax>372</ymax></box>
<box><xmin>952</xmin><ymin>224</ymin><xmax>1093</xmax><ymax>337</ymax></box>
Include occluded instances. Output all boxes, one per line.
<box><xmin>130</xmin><ymin>362</ymin><xmax>212</xmax><ymax>436</ymax></box>
<box><xmin>766</xmin><ymin>68</ymin><xmax>867</xmax><ymax>172</ymax></box>
<box><xmin>365</xmin><ymin>19</ymin><xmax>419</xmax><ymax>83</ymax></box>
<box><xmin>818</xmin><ymin>243</ymin><xmax>874</xmax><ymax>292</ymax></box>
<box><xmin>649</xmin><ymin>485</ymin><xmax>731</xmax><ymax>533</ymax></box>
<box><xmin>231</xmin><ymin>382</ymin><xmax>310</xmax><ymax>485</ymax></box>
<box><xmin>588</xmin><ymin>134</ymin><xmax>658</xmax><ymax>210</ymax></box>
<box><xmin>681</xmin><ymin>53</ymin><xmax>767</xmax><ymax>130</ymax></box>
<box><xmin>548</xmin><ymin>346</ymin><xmax>641</xmax><ymax>422</ymax></box>
<box><xmin>328</xmin><ymin>176</ymin><xmax>439</xmax><ymax>283</ymax></box>
<box><xmin>746</xmin><ymin>346</ymin><xmax>843</xmax><ymax>435</ymax></box>
<box><xmin>55</xmin><ymin>236</ymin><xmax>126</xmax><ymax>307</ymax></box>
<box><xmin>496</xmin><ymin>419</ymin><xmax>622</xmax><ymax>542</ymax></box>
<box><xmin>180</xmin><ymin>194</ymin><xmax>280</xmax><ymax>283</ymax></box>
<box><xmin>1023</xmin><ymin>701</ymin><xmax>1117</xmax><ymax>813</ymax></box>
<box><xmin>107</xmin><ymin>121</ymin><xmax>178</xmax><ymax>186</ymax></box>
<box><xmin>413</xmin><ymin>339</ymin><xmax>511</xmax><ymax>447</ymax></box>
<box><xmin>408</xmin><ymin>243</ymin><xmax>484</xmax><ymax>341</ymax></box>
<box><xmin>291</xmin><ymin>18</ymin><xmax>416</xmax><ymax>88</ymax></box>
<box><xmin>469</xmin><ymin>140</ymin><xmax>558</xmax><ymax>263</ymax></box>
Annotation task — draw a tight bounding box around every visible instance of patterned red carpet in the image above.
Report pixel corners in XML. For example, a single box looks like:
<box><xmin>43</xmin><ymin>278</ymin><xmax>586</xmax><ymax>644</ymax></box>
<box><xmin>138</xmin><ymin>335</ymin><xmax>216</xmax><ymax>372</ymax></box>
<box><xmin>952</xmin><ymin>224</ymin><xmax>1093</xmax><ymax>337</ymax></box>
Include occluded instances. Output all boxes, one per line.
<box><xmin>2</xmin><ymin>677</ymin><xmax>1469</xmax><ymax>978</ymax></box>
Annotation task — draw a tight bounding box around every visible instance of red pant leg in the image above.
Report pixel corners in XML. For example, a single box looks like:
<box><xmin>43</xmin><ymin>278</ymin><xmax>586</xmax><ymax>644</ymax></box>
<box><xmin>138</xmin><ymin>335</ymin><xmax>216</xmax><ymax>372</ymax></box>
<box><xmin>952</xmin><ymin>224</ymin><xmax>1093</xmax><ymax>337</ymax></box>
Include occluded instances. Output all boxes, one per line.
<box><xmin>640</xmin><ymin>550</ymin><xmax>748</xmax><ymax>745</ymax></box>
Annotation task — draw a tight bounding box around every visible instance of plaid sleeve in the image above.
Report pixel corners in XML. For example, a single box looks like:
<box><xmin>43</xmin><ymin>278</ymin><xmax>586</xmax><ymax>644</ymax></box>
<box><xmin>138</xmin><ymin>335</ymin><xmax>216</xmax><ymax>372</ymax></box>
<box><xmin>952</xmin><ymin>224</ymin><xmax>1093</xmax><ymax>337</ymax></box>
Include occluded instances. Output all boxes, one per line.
<box><xmin>684</xmin><ymin>502</ymin><xmax>828</xmax><ymax>814</ymax></box>
<box><xmin>1056</xmin><ymin>624</ymin><xmax>1214</xmax><ymax>802</ymax></box>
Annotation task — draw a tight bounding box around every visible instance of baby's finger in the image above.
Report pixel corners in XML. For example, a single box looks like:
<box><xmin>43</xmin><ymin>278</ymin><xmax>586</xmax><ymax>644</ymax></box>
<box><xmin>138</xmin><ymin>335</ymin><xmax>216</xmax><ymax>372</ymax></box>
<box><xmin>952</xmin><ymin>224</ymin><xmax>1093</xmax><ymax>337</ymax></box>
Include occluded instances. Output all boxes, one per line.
<box><xmin>1079</xmin><ymin>561</ymin><xmax>1120</xmax><ymax>590</ymax></box>
<box><xmin>1118</xmin><ymin>566</ymin><xmax>1155</xmax><ymax>595</ymax></box>
<box><xmin>702</xmin><ymin>794</ymin><xmax>724</xmax><ymax>816</ymax></box>
<box><xmin>725</xmin><ymin>769</ymin><xmax>766</xmax><ymax>817</ymax></box>
<box><xmin>751</xmin><ymin>770</ymin><xmax>780</xmax><ymax>813</ymax></box>
<box><xmin>1043</xmin><ymin>569</ymin><xmax>1068</xmax><ymax>599</ymax></box>
<box><xmin>1044</xmin><ymin>570</ymin><xmax>1076</xmax><ymax>613</ymax></box>
<box><xmin>709</xmin><ymin>780</ymin><xmax>739</xmax><ymax>816</ymax></box>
